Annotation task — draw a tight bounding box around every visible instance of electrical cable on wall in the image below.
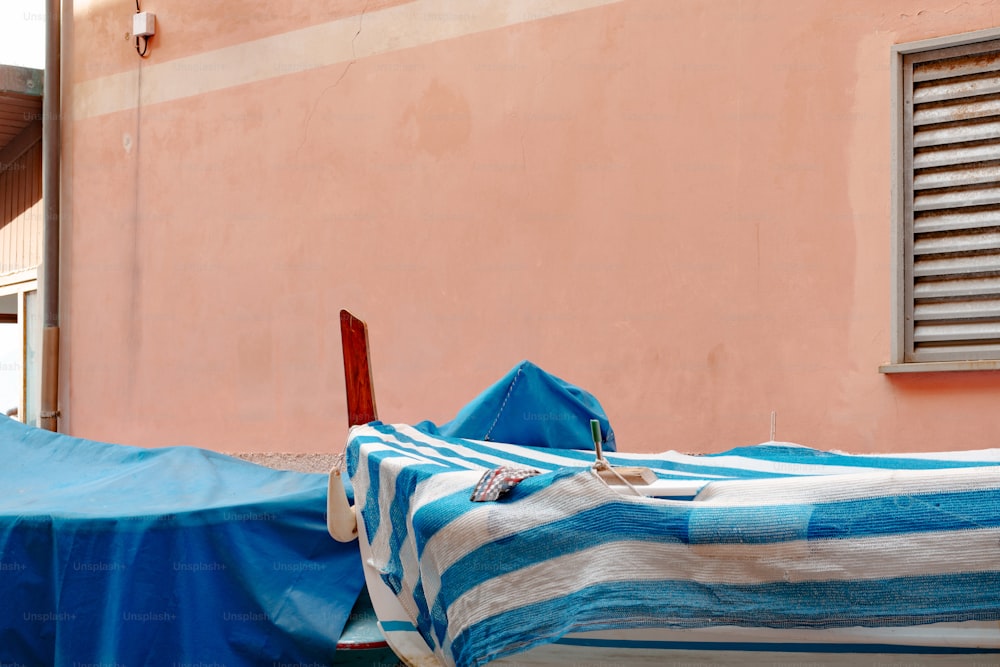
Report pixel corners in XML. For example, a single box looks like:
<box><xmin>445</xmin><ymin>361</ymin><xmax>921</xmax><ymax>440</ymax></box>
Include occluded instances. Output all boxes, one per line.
<box><xmin>135</xmin><ymin>0</ymin><xmax>150</xmax><ymax>58</ymax></box>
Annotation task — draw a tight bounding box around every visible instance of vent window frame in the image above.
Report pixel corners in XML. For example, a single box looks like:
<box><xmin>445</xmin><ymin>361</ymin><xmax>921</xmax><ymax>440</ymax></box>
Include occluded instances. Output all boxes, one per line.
<box><xmin>884</xmin><ymin>28</ymin><xmax>1000</xmax><ymax>373</ymax></box>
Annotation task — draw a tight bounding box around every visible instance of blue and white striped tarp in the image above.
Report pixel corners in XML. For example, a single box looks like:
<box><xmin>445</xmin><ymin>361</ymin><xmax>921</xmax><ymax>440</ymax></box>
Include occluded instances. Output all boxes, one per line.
<box><xmin>346</xmin><ymin>422</ymin><xmax>1000</xmax><ymax>667</ymax></box>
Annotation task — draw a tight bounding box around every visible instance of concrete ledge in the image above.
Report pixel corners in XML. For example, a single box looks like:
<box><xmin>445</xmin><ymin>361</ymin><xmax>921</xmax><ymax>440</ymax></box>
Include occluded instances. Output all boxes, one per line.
<box><xmin>880</xmin><ymin>360</ymin><xmax>1000</xmax><ymax>374</ymax></box>
<box><xmin>229</xmin><ymin>452</ymin><xmax>342</xmax><ymax>474</ymax></box>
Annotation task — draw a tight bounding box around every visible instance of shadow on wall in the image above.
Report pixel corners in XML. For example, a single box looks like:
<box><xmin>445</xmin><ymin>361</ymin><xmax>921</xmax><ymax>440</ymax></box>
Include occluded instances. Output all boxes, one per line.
<box><xmin>883</xmin><ymin>369</ymin><xmax>1000</xmax><ymax>395</ymax></box>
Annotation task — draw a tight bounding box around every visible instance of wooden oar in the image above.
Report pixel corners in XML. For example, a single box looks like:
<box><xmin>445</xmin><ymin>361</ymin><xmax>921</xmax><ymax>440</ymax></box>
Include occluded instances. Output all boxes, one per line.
<box><xmin>330</xmin><ymin>312</ymin><xmax>395</xmax><ymax>658</ymax></box>
<box><xmin>328</xmin><ymin>309</ymin><xmax>377</xmax><ymax>543</ymax></box>
<box><xmin>340</xmin><ymin>309</ymin><xmax>378</xmax><ymax>427</ymax></box>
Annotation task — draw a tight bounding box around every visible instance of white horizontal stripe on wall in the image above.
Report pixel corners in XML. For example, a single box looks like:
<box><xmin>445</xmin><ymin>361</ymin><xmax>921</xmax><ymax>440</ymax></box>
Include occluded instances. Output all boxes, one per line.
<box><xmin>72</xmin><ymin>0</ymin><xmax>624</xmax><ymax>120</ymax></box>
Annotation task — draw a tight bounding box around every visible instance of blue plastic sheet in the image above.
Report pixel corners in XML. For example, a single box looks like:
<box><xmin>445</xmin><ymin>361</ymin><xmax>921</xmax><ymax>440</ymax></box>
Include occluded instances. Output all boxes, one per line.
<box><xmin>0</xmin><ymin>417</ymin><xmax>363</xmax><ymax>666</ymax></box>
<box><xmin>416</xmin><ymin>360</ymin><xmax>616</xmax><ymax>451</ymax></box>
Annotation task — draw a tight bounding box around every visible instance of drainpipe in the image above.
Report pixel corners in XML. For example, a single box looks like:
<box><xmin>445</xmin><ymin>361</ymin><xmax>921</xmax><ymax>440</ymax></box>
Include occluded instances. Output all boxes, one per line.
<box><xmin>40</xmin><ymin>0</ymin><xmax>61</xmax><ymax>431</ymax></box>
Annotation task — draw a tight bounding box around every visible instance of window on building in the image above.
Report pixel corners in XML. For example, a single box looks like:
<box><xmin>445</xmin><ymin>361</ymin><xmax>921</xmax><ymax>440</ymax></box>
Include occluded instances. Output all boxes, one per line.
<box><xmin>885</xmin><ymin>30</ymin><xmax>1000</xmax><ymax>372</ymax></box>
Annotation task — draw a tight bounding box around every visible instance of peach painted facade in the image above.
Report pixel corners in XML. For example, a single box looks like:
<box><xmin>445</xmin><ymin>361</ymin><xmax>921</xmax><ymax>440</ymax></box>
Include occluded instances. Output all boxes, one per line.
<box><xmin>61</xmin><ymin>0</ymin><xmax>1000</xmax><ymax>453</ymax></box>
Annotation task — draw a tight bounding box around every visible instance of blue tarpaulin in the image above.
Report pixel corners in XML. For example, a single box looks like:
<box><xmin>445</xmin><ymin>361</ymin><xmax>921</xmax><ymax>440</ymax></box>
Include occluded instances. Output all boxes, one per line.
<box><xmin>0</xmin><ymin>416</ymin><xmax>364</xmax><ymax>666</ymax></box>
<box><xmin>0</xmin><ymin>360</ymin><xmax>617</xmax><ymax>665</ymax></box>
<box><xmin>416</xmin><ymin>360</ymin><xmax>616</xmax><ymax>451</ymax></box>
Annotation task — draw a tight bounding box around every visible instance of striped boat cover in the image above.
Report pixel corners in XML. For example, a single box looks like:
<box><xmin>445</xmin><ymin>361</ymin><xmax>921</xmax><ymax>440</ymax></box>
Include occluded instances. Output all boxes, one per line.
<box><xmin>346</xmin><ymin>422</ymin><xmax>1000</xmax><ymax>667</ymax></box>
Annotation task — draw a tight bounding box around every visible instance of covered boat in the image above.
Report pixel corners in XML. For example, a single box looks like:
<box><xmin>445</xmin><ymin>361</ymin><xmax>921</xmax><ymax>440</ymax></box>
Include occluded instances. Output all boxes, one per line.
<box><xmin>342</xmin><ymin>421</ymin><xmax>1000</xmax><ymax>666</ymax></box>
<box><xmin>0</xmin><ymin>416</ymin><xmax>366</xmax><ymax>665</ymax></box>
<box><xmin>329</xmin><ymin>312</ymin><xmax>1000</xmax><ymax>667</ymax></box>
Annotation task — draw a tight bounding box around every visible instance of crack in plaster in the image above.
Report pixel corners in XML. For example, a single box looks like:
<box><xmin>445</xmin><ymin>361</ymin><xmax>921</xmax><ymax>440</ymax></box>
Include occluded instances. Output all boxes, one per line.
<box><xmin>296</xmin><ymin>1</ymin><xmax>370</xmax><ymax>156</ymax></box>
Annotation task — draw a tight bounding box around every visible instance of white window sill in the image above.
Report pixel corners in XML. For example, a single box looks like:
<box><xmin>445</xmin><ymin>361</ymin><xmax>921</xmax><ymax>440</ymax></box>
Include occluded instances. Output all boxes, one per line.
<box><xmin>880</xmin><ymin>360</ymin><xmax>1000</xmax><ymax>374</ymax></box>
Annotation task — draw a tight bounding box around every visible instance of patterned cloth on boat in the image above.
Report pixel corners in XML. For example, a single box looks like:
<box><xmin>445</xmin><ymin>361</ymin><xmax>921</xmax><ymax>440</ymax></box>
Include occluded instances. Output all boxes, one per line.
<box><xmin>346</xmin><ymin>422</ymin><xmax>1000</xmax><ymax>667</ymax></box>
<box><xmin>469</xmin><ymin>466</ymin><xmax>541</xmax><ymax>501</ymax></box>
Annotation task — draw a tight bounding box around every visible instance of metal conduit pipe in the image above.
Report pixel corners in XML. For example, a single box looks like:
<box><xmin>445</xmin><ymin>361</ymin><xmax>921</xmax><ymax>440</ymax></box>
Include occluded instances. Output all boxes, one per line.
<box><xmin>40</xmin><ymin>0</ymin><xmax>61</xmax><ymax>431</ymax></box>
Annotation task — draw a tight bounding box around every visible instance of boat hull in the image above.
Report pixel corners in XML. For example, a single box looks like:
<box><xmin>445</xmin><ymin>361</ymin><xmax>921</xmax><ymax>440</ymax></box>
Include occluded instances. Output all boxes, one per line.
<box><xmin>356</xmin><ymin>506</ymin><xmax>1000</xmax><ymax>667</ymax></box>
<box><xmin>340</xmin><ymin>423</ymin><xmax>1000</xmax><ymax>666</ymax></box>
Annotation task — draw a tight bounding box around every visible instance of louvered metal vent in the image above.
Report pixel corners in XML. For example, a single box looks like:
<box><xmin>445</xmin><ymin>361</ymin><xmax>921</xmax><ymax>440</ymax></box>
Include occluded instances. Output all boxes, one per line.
<box><xmin>904</xmin><ymin>41</ymin><xmax>1000</xmax><ymax>362</ymax></box>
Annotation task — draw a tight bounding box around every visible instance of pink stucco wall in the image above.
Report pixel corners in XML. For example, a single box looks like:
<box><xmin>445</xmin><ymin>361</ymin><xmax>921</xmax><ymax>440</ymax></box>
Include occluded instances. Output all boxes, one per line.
<box><xmin>62</xmin><ymin>0</ymin><xmax>1000</xmax><ymax>453</ymax></box>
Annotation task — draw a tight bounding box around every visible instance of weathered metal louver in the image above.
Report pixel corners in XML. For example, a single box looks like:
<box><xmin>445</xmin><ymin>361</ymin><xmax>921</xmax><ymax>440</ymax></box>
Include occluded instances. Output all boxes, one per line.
<box><xmin>906</xmin><ymin>43</ymin><xmax>1000</xmax><ymax>361</ymax></box>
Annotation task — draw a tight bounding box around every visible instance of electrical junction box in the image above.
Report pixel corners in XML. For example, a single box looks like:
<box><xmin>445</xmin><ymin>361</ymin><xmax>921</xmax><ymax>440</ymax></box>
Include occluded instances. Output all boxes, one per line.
<box><xmin>133</xmin><ymin>12</ymin><xmax>156</xmax><ymax>38</ymax></box>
